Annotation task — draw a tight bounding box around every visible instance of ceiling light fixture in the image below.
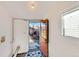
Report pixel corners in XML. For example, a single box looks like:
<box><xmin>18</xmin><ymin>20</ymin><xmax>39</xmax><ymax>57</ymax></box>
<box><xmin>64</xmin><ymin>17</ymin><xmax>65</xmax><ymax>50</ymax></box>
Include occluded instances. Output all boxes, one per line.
<box><xmin>31</xmin><ymin>1</ymin><xmax>35</xmax><ymax>9</ymax></box>
<box><xmin>31</xmin><ymin>3</ymin><xmax>35</xmax><ymax>9</ymax></box>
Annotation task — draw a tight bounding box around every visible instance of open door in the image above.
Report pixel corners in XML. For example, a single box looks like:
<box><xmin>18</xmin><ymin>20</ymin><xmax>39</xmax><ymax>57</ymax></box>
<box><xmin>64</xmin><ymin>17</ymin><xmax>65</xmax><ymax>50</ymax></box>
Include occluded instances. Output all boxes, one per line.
<box><xmin>40</xmin><ymin>19</ymin><xmax>49</xmax><ymax>57</ymax></box>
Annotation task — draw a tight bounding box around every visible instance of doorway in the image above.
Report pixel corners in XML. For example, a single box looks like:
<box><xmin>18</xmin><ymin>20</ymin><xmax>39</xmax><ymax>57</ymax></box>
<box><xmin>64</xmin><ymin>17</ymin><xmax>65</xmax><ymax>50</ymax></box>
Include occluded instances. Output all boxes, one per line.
<box><xmin>12</xmin><ymin>18</ymin><xmax>49</xmax><ymax>57</ymax></box>
<box><xmin>27</xmin><ymin>19</ymin><xmax>49</xmax><ymax>57</ymax></box>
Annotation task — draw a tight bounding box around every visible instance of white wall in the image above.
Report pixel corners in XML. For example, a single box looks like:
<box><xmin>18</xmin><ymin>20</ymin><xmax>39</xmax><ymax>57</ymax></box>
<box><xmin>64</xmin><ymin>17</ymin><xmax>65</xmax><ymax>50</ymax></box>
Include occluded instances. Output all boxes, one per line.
<box><xmin>0</xmin><ymin>5</ymin><xmax>12</xmax><ymax>57</ymax></box>
<box><xmin>45</xmin><ymin>2</ymin><xmax>79</xmax><ymax>57</ymax></box>
<box><xmin>0</xmin><ymin>1</ymin><xmax>79</xmax><ymax>57</ymax></box>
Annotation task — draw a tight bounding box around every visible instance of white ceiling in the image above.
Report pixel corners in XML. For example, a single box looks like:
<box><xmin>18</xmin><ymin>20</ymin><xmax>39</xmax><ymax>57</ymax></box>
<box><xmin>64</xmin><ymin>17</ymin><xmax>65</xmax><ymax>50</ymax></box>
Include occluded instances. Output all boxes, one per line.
<box><xmin>0</xmin><ymin>1</ymin><xmax>79</xmax><ymax>19</ymax></box>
